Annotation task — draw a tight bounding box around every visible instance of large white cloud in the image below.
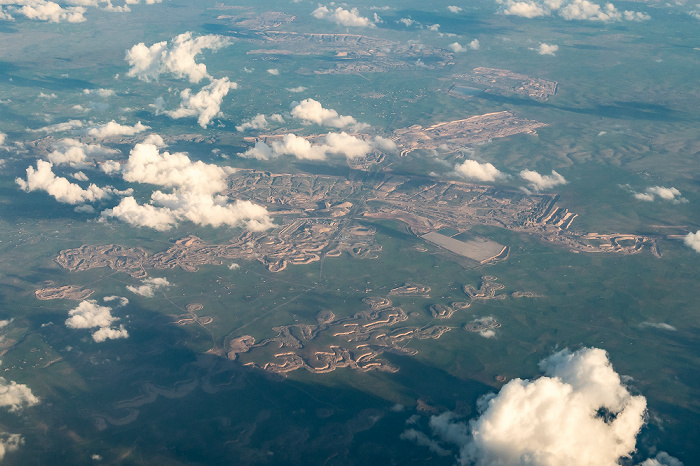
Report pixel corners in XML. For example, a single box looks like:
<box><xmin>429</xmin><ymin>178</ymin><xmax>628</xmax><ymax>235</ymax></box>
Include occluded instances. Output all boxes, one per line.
<box><xmin>240</xmin><ymin>132</ymin><xmax>382</xmax><ymax>161</ymax></box>
<box><xmin>16</xmin><ymin>160</ymin><xmax>111</xmax><ymax>204</ymax></box>
<box><xmin>455</xmin><ymin>160</ymin><xmax>505</xmax><ymax>182</ymax></box>
<box><xmin>312</xmin><ymin>5</ymin><xmax>374</xmax><ymax>27</ymax></box>
<box><xmin>47</xmin><ymin>138</ymin><xmax>119</xmax><ymax>166</ymax></box>
<box><xmin>290</xmin><ymin>98</ymin><xmax>368</xmax><ymax>129</ymax></box>
<box><xmin>496</xmin><ymin>0</ymin><xmax>649</xmax><ymax>22</ymax></box>
<box><xmin>86</xmin><ymin>120</ymin><xmax>149</xmax><ymax>138</ymax></box>
<box><xmin>684</xmin><ymin>230</ymin><xmax>700</xmax><ymax>253</ymax></box>
<box><xmin>102</xmin><ymin>139</ymin><xmax>273</xmax><ymax>231</ymax></box>
<box><xmin>404</xmin><ymin>348</ymin><xmax>656</xmax><ymax>466</ymax></box>
<box><xmin>165</xmin><ymin>77</ymin><xmax>236</xmax><ymax>128</ymax></box>
<box><xmin>520</xmin><ymin>169</ymin><xmax>566</xmax><ymax>191</ymax></box>
<box><xmin>634</xmin><ymin>186</ymin><xmax>685</xmax><ymax>203</ymax></box>
<box><xmin>29</xmin><ymin>119</ymin><xmax>84</xmax><ymax>133</ymax></box>
<box><xmin>0</xmin><ymin>378</ymin><xmax>39</xmax><ymax>412</ymax></box>
<box><xmin>125</xmin><ymin>32</ymin><xmax>231</xmax><ymax>83</ymax></box>
<box><xmin>65</xmin><ymin>299</ymin><xmax>128</xmax><ymax>342</ymax></box>
<box><xmin>15</xmin><ymin>1</ymin><xmax>86</xmax><ymax>23</ymax></box>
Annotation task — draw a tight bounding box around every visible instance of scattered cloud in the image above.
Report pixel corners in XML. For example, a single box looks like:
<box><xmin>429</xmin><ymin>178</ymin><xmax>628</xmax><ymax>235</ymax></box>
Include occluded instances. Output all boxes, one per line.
<box><xmin>125</xmin><ymin>32</ymin><xmax>231</xmax><ymax>83</ymax></box>
<box><xmin>236</xmin><ymin>113</ymin><xmax>283</xmax><ymax>132</ymax></box>
<box><xmin>47</xmin><ymin>138</ymin><xmax>119</xmax><ymax>166</ymax></box>
<box><xmin>83</xmin><ymin>88</ymin><xmax>115</xmax><ymax>98</ymax></box>
<box><xmin>126</xmin><ymin>277</ymin><xmax>171</xmax><ymax>297</ymax></box>
<box><xmin>538</xmin><ymin>43</ymin><xmax>559</xmax><ymax>55</ymax></box>
<box><xmin>29</xmin><ymin>119</ymin><xmax>84</xmax><ymax>133</ymax></box>
<box><xmin>447</xmin><ymin>6</ymin><xmax>463</xmax><ymax>13</ymax></box>
<box><xmin>520</xmin><ymin>169</ymin><xmax>566</xmax><ymax>191</ymax></box>
<box><xmin>469</xmin><ymin>39</ymin><xmax>480</xmax><ymax>50</ymax></box>
<box><xmin>400</xmin><ymin>429</ymin><xmax>451</xmax><ymax>456</ymax></box>
<box><xmin>86</xmin><ymin>120</ymin><xmax>149</xmax><ymax>138</ymax></box>
<box><xmin>16</xmin><ymin>161</ymin><xmax>112</xmax><ymax>204</ymax></box>
<box><xmin>240</xmin><ymin>132</ymin><xmax>388</xmax><ymax>161</ymax></box>
<box><xmin>639</xmin><ymin>452</ymin><xmax>684</xmax><ymax>466</ymax></box>
<box><xmin>312</xmin><ymin>5</ymin><xmax>374</xmax><ymax>27</ymax></box>
<box><xmin>12</xmin><ymin>1</ymin><xmax>87</xmax><ymax>23</ymax></box>
<box><xmin>165</xmin><ymin>77</ymin><xmax>237</xmax><ymax>128</ymax></box>
<box><xmin>65</xmin><ymin>299</ymin><xmax>128</xmax><ymax>342</ymax></box>
<box><xmin>399</xmin><ymin>17</ymin><xmax>416</xmax><ymax>27</ymax></box>
<box><xmin>684</xmin><ymin>230</ymin><xmax>700</xmax><ymax>253</ymax></box>
<box><xmin>290</xmin><ymin>98</ymin><xmax>368</xmax><ymax>129</ymax></box>
<box><xmin>633</xmin><ymin>186</ymin><xmax>686</xmax><ymax>203</ymax></box>
<box><xmin>266</xmin><ymin>68</ymin><xmax>279</xmax><ymax>75</ymax></box>
<box><xmin>454</xmin><ymin>160</ymin><xmax>505</xmax><ymax>182</ymax></box>
<box><xmin>496</xmin><ymin>0</ymin><xmax>650</xmax><ymax>22</ymax></box>
<box><xmin>286</xmin><ymin>86</ymin><xmax>307</xmax><ymax>93</ymax></box>
<box><xmin>404</xmin><ymin>347</ymin><xmax>652</xmax><ymax>466</ymax></box>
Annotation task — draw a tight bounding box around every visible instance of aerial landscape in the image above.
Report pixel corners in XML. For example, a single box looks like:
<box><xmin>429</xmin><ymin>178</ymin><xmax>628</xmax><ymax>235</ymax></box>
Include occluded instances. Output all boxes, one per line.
<box><xmin>0</xmin><ymin>0</ymin><xmax>698</xmax><ymax>464</ymax></box>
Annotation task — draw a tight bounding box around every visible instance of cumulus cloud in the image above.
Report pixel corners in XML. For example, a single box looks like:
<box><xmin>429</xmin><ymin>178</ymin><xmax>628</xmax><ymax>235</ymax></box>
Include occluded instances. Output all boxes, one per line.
<box><xmin>520</xmin><ymin>169</ymin><xmax>566</xmax><ymax>191</ymax></box>
<box><xmin>405</xmin><ymin>347</ymin><xmax>654</xmax><ymax>466</ymax></box>
<box><xmin>290</xmin><ymin>98</ymin><xmax>367</xmax><ymax>129</ymax></box>
<box><xmin>448</xmin><ymin>6</ymin><xmax>463</xmax><ymax>13</ymax></box>
<box><xmin>165</xmin><ymin>77</ymin><xmax>237</xmax><ymax>128</ymax></box>
<box><xmin>235</xmin><ymin>113</ymin><xmax>283</xmax><ymax>132</ymax></box>
<box><xmin>496</xmin><ymin>0</ymin><xmax>649</xmax><ymax>22</ymax></box>
<box><xmin>86</xmin><ymin>120</ymin><xmax>149</xmax><ymax>138</ymax></box>
<box><xmin>454</xmin><ymin>160</ymin><xmax>505</xmax><ymax>182</ymax></box>
<box><xmin>538</xmin><ymin>43</ymin><xmax>558</xmax><ymax>55</ymax></box>
<box><xmin>312</xmin><ymin>5</ymin><xmax>374</xmax><ymax>27</ymax></box>
<box><xmin>83</xmin><ymin>88</ymin><xmax>115</xmax><ymax>97</ymax></box>
<box><xmin>266</xmin><ymin>68</ymin><xmax>279</xmax><ymax>75</ymax></box>
<box><xmin>14</xmin><ymin>1</ymin><xmax>86</xmax><ymax>23</ymax></box>
<box><xmin>0</xmin><ymin>378</ymin><xmax>39</xmax><ymax>412</ymax></box>
<box><xmin>16</xmin><ymin>160</ymin><xmax>112</xmax><ymax>204</ymax></box>
<box><xmin>640</xmin><ymin>452</ymin><xmax>684</xmax><ymax>466</ymax></box>
<box><xmin>287</xmin><ymin>86</ymin><xmax>307</xmax><ymax>93</ymax></box>
<box><xmin>65</xmin><ymin>299</ymin><xmax>128</xmax><ymax>342</ymax></box>
<box><xmin>47</xmin><ymin>138</ymin><xmax>119</xmax><ymax>166</ymax></box>
<box><xmin>240</xmin><ymin>132</ymin><xmax>385</xmax><ymax>161</ymax></box>
<box><xmin>684</xmin><ymin>230</ymin><xmax>700</xmax><ymax>253</ymax></box>
<box><xmin>125</xmin><ymin>32</ymin><xmax>231</xmax><ymax>83</ymax></box>
<box><xmin>633</xmin><ymin>186</ymin><xmax>686</xmax><ymax>203</ymax></box>
<box><xmin>449</xmin><ymin>42</ymin><xmax>467</xmax><ymax>53</ymax></box>
<box><xmin>469</xmin><ymin>39</ymin><xmax>480</xmax><ymax>50</ymax></box>
<box><xmin>126</xmin><ymin>277</ymin><xmax>170</xmax><ymax>297</ymax></box>
<box><xmin>0</xmin><ymin>433</ymin><xmax>23</xmax><ymax>462</ymax></box>
<box><xmin>102</xmin><ymin>139</ymin><xmax>273</xmax><ymax>231</ymax></box>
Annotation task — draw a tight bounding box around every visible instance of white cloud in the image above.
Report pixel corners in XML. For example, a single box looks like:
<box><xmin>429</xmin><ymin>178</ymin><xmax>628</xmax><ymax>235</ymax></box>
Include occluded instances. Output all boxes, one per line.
<box><xmin>0</xmin><ymin>378</ymin><xmax>39</xmax><ymax>412</ymax></box>
<box><xmin>83</xmin><ymin>88</ymin><xmax>115</xmax><ymax>97</ymax></box>
<box><xmin>399</xmin><ymin>17</ymin><xmax>416</xmax><ymax>26</ymax></box>
<box><xmin>29</xmin><ymin>119</ymin><xmax>83</xmax><ymax>133</ymax></box>
<box><xmin>100</xmin><ymin>160</ymin><xmax>121</xmax><ymax>174</ymax></box>
<box><xmin>634</xmin><ymin>186</ymin><xmax>685</xmax><ymax>203</ymax></box>
<box><xmin>102</xmin><ymin>139</ymin><xmax>273</xmax><ymax>231</ymax></box>
<box><xmin>229</xmin><ymin>263</ymin><xmax>240</xmax><ymax>270</ymax></box>
<box><xmin>684</xmin><ymin>230</ymin><xmax>700</xmax><ymax>253</ymax></box>
<box><xmin>469</xmin><ymin>39</ymin><xmax>480</xmax><ymax>50</ymax></box>
<box><xmin>496</xmin><ymin>0</ymin><xmax>649</xmax><ymax>22</ymax></box>
<box><xmin>236</xmin><ymin>113</ymin><xmax>270</xmax><ymax>132</ymax></box>
<box><xmin>538</xmin><ymin>43</ymin><xmax>559</xmax><ymax>55</ymax></box>
<box><xmin>16</xmin><ymin>160</ymin><xmax>112</xmax><ymax>204</ymax></box>
<box><xmin>520</xmin><ymin>169</ymin><xmax>566</xmax><ymax>191</ymax></box>
<box><xmin>408</xmin><ymin>347</ymin><xmax>649</xmax><ymax>466</ymax></box>
<box><xmin>0</xmin><ymin>433</ymin><xmax>23</xmax><ymax>462</ymax></box>
<box><xmin>0</xmin><ymin>132</ymin><xmax>6</xmax><ymax>147</ymax></box>
<box><xmin>401</xmin><ymin>429</ymin><xmax>451</xmax><ymax>456</ymax></box>
<box><xmin>241</xmin><ymin>132</ymin><xmax>381</xmax><ymax>161</ymax></box>
<box><xmin>449</xmin><ymin>42</ymin><xmax>467</xmax><ymax>53</ymax></box>
<box><xmin>638</xmin><ymin>322</ymin><xmax>677</xmax><ymax>331</ymax></box>
<box><xmin>103</xmin><ymin>295</ymin><xmax>129</xmax><ymax>307</ymax></box>
<box><xmin>455</xmin><ymin>160</ymin><xmax>505</xmax><ymax>182</ymax></box>
<box><xmin>312</xmin><ymin>5</ymin><xmax>374</xmax><ymax>27</ymax></box>
<box><xmin>86</xmin><ymin>120</ymin><xmax>149</xmax><ymax>138</ymax></box>
<box><xmin>47</xmin><ymin>138</ymin><xmax>119</xmax><ymax>166</ymax></box>
<box><xmin>16</xmin><ymin>1</ymin><xmax>86</xmax><ymax>23</ymax></box>
<box><xmin>448</xmin><ymin>6</ymin><xmax>463</xmax><ymax>13</ymax></box>
<box><xmin>121</xmin><ymin>141</ymin><xmax>233</xmax><ymax>195</ymax></box>
<box><xmin>71</xmin><ymin>171</ymin><xmax>88</xmax><ymax>181</ymax></box>
<box><xmin>290</xmin><ymin>98</ymin><xmax>367</xmax><ymax>129</ymax></box>
<box><xmin>165</xmin><ymin>77</ymin><xmax>237</xmax><ymax>128</ymax></box>
<box><xmin>125</xmin><ymin>32</ymin><xmax>231</xmax><ymax>83</ymax></box>
<box><xmin>266</xmin><ymin>68</ymin><xmax>279</xmax><ymax>75</ymax></box>
<box><xmin>74</xmin><ymin>204</ymin><xmax>95</xmax><ymax>213</ymax></box>
<box><xmin>65</xmin><ymin>299</ymin><xmax>128</xmax><ymax>342</ymax></box>
<box><xmin>639</xmin><ymin>452</ymin><xmax>684</xmax><ymax>466</ymax></box>
<box><xmin>126</xmin><ymin>277</ymin><xmax>170</xmax><ymax>297</ymax></box>
<box><xmin>286</xmin><ymin>86</ymin><xmax>307</xmax><ymax>93</ymax></box>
